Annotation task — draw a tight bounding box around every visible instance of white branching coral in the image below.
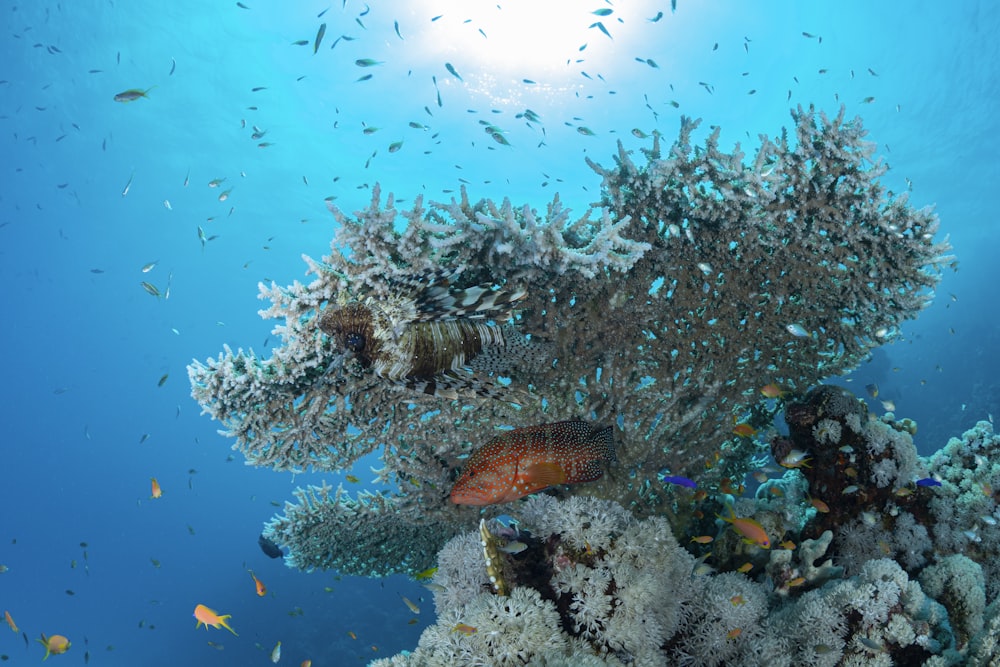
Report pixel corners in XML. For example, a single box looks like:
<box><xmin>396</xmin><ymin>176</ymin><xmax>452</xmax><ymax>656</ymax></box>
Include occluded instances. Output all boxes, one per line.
<box><xmin>190</xmin><ymin>106</ymin><xmax>951</xmax><ymax>577</ymax></box>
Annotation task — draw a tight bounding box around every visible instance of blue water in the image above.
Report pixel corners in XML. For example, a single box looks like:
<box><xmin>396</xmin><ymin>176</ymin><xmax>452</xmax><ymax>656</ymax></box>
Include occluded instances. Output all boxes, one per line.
<box><xmin>1</xmin><ymin>1</ymin><xmax>997</xmax><ymax>664</ymax></box>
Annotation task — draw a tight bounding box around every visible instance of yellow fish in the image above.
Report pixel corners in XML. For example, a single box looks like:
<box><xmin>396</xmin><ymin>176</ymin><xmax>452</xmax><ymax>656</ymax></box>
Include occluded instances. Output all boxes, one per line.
<box><xmin>37</xmin><ymin>633</ymin><xmax>71</xmax><ymax>660</ymax></box>
<box><xmin>193</xmin><ymin>604</ymin><xmax>238</xmax><ymax>636</ymax></box>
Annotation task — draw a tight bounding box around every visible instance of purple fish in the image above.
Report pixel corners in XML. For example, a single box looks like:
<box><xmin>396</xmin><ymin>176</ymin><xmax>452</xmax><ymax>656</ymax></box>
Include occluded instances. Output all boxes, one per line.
<box><xmin>916</xmin><ymin>477</ymin><xmax>942</xmax><ymax>487</ymax></box>
<box><xmin>659</xmin><ymin>474</ymin><xmax>697</xmax><ymax>489</ymax></box>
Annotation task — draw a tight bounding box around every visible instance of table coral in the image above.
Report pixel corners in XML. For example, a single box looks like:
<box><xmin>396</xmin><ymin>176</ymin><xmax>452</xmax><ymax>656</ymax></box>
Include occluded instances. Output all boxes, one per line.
<box><xmin>189</xmin><ymin>106</ymin><xmax>950</xmax><ymax>576</ymax></box>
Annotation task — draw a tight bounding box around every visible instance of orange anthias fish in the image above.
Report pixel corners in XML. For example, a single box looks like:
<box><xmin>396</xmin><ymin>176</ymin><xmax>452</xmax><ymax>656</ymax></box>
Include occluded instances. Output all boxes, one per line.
<box><xmin>193</xmin><ymin>604</ymin><xmax>238</xmax><ymax>636</ymax></box>
<box><xmin>37</xmin><ymin>633</ymin><xmax>71</xmax><ymax>660</ymax></box>
<box><xmin>248</xmin><ymin>569</ymin><xmax>266</xmax><ymax>596</ymax></box>
<box><xmin>150</xmin><ymin>477</ymin><xmax>163</xmax><ymax>499</ymax></box>
<box><xmin>760</xmin><ymin>383</ymin><xmax>785</xmax><ymax>399</ymax></box>
<box><xmin>717</xmin><ymin>506</ymin><xmax>771</xmax><ymax>549</ymax></box>
<box><xmin>4</xmin><ymin>610</ymin><xmax>18</xmax><ymax>632</ymax></box>
<box><xmin>449</xmin><ymin>420</ymin><xmax>615</xmax><ymax>506</ymax></box>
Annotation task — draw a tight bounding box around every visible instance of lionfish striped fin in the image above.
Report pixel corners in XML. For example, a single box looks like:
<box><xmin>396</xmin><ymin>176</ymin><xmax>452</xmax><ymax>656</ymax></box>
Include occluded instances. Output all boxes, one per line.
<box><xmin>391</xmin><ymin>269</ymin><xmax>525</xmax><ymax>323</ymax></box>
<box><xmin>412</xmin><ymin>283</ymin><xmax>527</xmax><ymax>322</ymax></box>
<box><xmin>403</xmin><ymin>373</ymin><xmax>524</xmax><ymax>405</ymax></box>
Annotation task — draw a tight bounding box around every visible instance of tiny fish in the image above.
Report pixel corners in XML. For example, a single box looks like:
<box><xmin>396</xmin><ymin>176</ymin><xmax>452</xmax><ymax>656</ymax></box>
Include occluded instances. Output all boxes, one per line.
<box><xmin>648</xmin><ymin>11</ymin><xmax>663</xmax><ymax>22</ymax></box>
<box><xmin>399</xmin><ymin>595</ymin><xmax>420</xmax><ymax>614</ymax></box>
<box><xmin>388</xmin><ymin>140</ymin><xmax>403</xmax><ymax>153</ymax></box>
<box><xmin>393</xmin><ymin>21</ymin><xmax>403</xmax><ymax>40</ymax></box>
<box><xmin>659</xmin><ymin>474</ymin><xmax>697</xmax><ymax>489</ymax></box>
<box><xmin>452</xmin><ymin>623</ymin><xmax>477</xmax><ymax>635</ymax></box>
<box><xmin>760</xmin><ymin>383</ymin><xmax>784</xmax><ymax>398</ymax></box>
<box><xmin>121</xmin><ymin>171</ymin><xmax>134</xmax><ymax>197</ymax></box>
<box><xmin>270</xmin><ymin>640</ymin><xmax>281</xmax><ymax>663</ymax></box>
<box><xmin>114</xmin><ymin>87</ymin><xmax>155</xmax><ymax>103</ymax></box>
<box><xmin>785</xmin><ymin>323</ymin><xmax>809</xmax><ymax>337</ymax></box>
<box><xmin>150</xmin><ymin>478</ymin><xmax>162</xmax><ymax>498</ymax></box>
<box><xmin>865</xmin><ymin>383</ymin><xmax>879</xmax><ymax>398</ymax></box>
<box><xmin>355</xmin><ymin>58</ymin><xmax>384</xmax><ymax>67</ymax></box>
<box><xmin>717</xmin><ymin>506</ymin><xmax>770</xmax><ymax>548</ymax></box>
<box><xmin>193</xmin><ymin>604</ymin><xmax>238</xmax><ymax>636</ymax></box>
<box><xmin>314</xmin><ymin>23</ymin><xmax>326</xmax><ymax>54</ymax></box>
<box><xmin>498</xmin><ymin>541</ymin><xmax>527</xmax><ymax>554</ymax></box>
<box><xmin>169</xmin><ymin>58</ymin><xmax>176</xmax><ymax>76</ymax></box>
<box><xmin>444</xmin><ymin>62</ymin><xmax>462</xmax><ymax>81</ymax></box>
<box><xmin>589</xmin><ymin>21</ymin><xmax>612</xmax><ymax>39</ymax></box>
<box><xmin>915</xmin><ymin>477</ymin><xmax>942</xmax><ymax>487</ymax></box>
<box><xmin>140</xmin><ymin>281</ymin><xmax>160</xmax><ymax>297</ymax></box>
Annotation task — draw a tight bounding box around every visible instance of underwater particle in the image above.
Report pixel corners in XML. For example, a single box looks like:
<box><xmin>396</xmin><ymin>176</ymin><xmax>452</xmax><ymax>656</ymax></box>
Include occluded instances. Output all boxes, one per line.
<box><xmin>450</xmin><ymin>420</ymin><xmax>615</xmax><ymax>505</ymax></box>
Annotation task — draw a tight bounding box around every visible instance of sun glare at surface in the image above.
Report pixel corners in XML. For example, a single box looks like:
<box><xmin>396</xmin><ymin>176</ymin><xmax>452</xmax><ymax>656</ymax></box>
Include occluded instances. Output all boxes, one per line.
<box><xmin>410</xmin><ymin>0</ymin><xmax>659</xmax><ymax>104</ymax></box>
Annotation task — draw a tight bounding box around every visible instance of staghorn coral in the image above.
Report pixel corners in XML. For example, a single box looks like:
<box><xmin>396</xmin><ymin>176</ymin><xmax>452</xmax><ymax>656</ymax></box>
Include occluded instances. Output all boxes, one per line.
<box><xmin>190</xmin><ymin>106</ymin><xmax>950</xmax><ymax>576</ymax></box>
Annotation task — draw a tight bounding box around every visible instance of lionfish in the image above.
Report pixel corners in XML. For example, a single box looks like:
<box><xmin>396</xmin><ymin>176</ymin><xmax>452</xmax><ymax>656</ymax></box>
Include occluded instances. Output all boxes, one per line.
<box><xmin>318</xmin><ymin>271</ymin><xmax>546</xmax><ymax>400</ymax></box>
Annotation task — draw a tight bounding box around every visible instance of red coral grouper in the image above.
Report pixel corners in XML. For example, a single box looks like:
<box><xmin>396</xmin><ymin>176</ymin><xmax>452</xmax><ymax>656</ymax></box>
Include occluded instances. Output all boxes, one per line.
<box><xmin>450</xmin><ymin>420</ymin><xmax>616</xmax><ymax>506</ymax></box>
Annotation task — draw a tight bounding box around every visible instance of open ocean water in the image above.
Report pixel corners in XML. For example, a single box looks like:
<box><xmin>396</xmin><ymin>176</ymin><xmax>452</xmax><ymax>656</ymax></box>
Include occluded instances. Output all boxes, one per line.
<box><xmin>1</xmin><ymin>1</ymin><xmax>997</xmax><ymax>664</ymax></box>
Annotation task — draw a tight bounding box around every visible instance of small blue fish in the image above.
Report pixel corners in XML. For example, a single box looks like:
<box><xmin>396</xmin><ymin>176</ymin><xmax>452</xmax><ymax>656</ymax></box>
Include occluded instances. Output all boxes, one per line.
<box><xmin>659</xmin><ymin>473</ymin><xmax>697</xmax><ymax>489</ymax></box>
<box><xmin>916</xmin><ymin>477</ymin><xmax>942</xmax><ymax>487</ymax></box>
<box><xmin>785</xmin><ymin>323</ymin><xmax>809</xmax><ymax>337</ymax></box>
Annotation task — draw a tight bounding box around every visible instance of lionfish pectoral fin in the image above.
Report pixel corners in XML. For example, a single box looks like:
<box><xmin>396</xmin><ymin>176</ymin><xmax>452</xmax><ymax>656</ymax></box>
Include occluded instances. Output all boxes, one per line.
<box><xmin>409</xmin><ymin>276</ymin><xmax>527</xmax><ymax>323</ymax></box>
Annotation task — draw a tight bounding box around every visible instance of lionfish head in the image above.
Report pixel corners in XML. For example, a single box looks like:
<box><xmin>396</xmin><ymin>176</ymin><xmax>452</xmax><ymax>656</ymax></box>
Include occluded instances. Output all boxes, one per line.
<box><xmin>319</xmin><ymin>302</ymin><xmax>380</xmax><ymax>368</ymax></box>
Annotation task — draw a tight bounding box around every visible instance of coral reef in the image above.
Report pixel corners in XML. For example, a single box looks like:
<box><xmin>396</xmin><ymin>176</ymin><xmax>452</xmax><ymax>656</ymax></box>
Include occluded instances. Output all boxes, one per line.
<box><xmin>374</xmin><ymin>496</ymin><xmax>968</xmax><ymax>666</ymax></box>
<box><xmin>189</xmin><ymin>106</ymin><xmax>950</xmax><ymax>576</ymax></box>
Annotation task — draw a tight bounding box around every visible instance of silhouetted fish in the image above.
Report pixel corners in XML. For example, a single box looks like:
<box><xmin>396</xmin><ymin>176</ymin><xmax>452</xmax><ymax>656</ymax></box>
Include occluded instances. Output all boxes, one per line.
<box><xmin>258</xmin><ymin>534</ymin><xmax>282</xmax><ymax>559</ymax></box>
